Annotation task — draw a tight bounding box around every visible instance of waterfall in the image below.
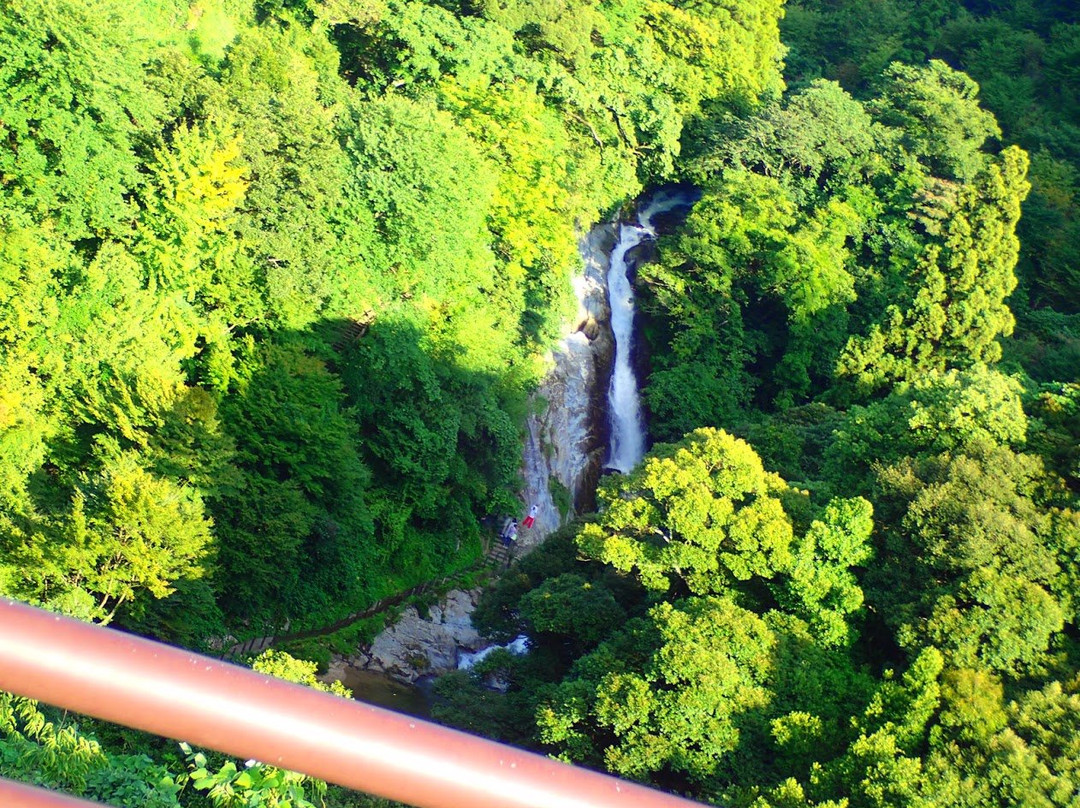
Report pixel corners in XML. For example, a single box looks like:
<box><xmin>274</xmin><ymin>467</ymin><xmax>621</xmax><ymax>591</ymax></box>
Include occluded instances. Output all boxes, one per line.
<box><xmin>606</xmin><ymin>188</ymin><xmax>700</xmax><ymax>473</ymax></box>
<box><xmin>606</xmin><ymin>225</ymin><xmax>648</xmax><ymax>472</ymax></box>
<box><xmin>457</xmin><ymin>635</ymin><xmax>530</xmax><ymax>670</ymax></box>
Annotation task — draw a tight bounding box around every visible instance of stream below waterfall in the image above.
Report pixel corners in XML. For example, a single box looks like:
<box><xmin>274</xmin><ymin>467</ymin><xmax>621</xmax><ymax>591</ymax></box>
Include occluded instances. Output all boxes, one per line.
<box><xmin>457</xmin><ymin>635</ymin><xmax>530</xmax><ymax>670</ymax></box>
<box><xmin>606</xmin><ymin>187</ymin><xmax>701</xmax><ymax>472</ymax></box>
<box><xmin>338</xmin><ymin>668</ymin><xmax>432</xmax><ymax>717</ymax></box>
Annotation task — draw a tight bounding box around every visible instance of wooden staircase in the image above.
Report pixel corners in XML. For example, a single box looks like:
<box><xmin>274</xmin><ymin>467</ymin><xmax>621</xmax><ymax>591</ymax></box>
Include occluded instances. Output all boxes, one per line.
<box><xmin>485</xmin><ymin>541</ymin><xmax>513</xmax><ymax>569</ymax></box>
<box><xmin>333</xmin><ymin>312</ymin><xmax>375</xmax><ymax>350</ymax></box>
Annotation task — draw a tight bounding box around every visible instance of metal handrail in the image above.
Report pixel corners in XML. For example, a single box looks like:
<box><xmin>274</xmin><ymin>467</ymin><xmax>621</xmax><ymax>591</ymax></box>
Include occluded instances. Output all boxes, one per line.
<box><xmin>0</xmin><ymin>779</ymin><xmax>105</xmax><ymax>807</ymax></box>
<box><xmin>0</xmin><ymin>599</ymin><xmax>705</xmax><ymax>808</ymax></box>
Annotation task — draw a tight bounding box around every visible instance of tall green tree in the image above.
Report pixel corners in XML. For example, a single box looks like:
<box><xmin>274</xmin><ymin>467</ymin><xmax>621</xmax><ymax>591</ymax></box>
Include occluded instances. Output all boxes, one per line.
<box><xmin>837</xmin><ymin>146</ymin><xmax>1030</xmax><ymax>396</ymax></box>
<box><xmin>0</xmin><ymin>0</ymin><xmax>167</xmax><ymax>240</ymax></box>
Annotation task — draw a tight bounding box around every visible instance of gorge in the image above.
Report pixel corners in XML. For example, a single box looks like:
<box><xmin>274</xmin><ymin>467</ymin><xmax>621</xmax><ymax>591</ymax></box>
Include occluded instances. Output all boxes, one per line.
<box><xmin>349</xmin><ymin>187</ymin><xmax>702</xmax><ymax>694</ymax></box>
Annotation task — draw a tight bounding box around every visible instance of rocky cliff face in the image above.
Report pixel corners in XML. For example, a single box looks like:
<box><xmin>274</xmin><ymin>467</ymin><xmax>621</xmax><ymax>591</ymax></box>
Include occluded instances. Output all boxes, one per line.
<box><xmin>359</xmin><ymin>589</ymin><xmax>485</xmax><ymax>683</ymax></box>
<box><xmin>517</xmin><ymin>222</ymin><xmax>618</xmax><ymax>549</ymax></box>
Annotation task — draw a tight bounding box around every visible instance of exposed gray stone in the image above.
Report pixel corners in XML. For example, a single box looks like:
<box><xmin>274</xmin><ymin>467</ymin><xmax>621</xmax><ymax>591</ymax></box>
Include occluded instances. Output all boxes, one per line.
<box><xmin>364</xmin><ymin>588</ymin><xmax>484</xmax><ymax>683</ymax></box>
<box><xmin>518</xmin><ymin>221</ymin><xmax>617</xmax><ymax>547</ymax></box>
<box><xmin>323</xmin><ymin>656</ymin><xmax>351</xmax><ymax>684</ymax></box>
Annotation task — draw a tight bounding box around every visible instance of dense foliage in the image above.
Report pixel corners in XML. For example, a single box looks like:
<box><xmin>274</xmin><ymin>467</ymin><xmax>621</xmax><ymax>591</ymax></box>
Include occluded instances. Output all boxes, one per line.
<box><xmin>779</xmin><ymin>0</ymin><xmax>1080</xmax><ymax>380</ymax></box>
<box><xmin>3</xmin><ymin>0</ymin><xmax>1080</xmax><ymax>806</ymax></box>
<box><xmin>0</xmin><ymin>0</ymin><xmax>782</xmax><ymax>638</ymax></box>
<box><xmin>0</xmin><ymin>0</ymin><xmax>784</xmax><ymax>803</ymax></box>
<box><xmin>433</xmin><ymin>3</ymin><xmax>1080</xmax><ymax>808</ymax></box>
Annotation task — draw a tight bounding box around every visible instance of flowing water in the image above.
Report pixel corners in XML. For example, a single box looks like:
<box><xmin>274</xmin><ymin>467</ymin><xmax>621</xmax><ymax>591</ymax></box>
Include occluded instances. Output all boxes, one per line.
<box><xmin>606</xmin><ymin>188</ymin><xmax>700</xmax><ymax>473</ymax></box>
<box><xmin>457</xmin><ymin>635</ymin><xmax>530</xmax><ymax>670</ymax></box>
<box><xmin>345</xmin><ymin>191</ymin><xmax>695</xmax><ymax>709</ymax></box>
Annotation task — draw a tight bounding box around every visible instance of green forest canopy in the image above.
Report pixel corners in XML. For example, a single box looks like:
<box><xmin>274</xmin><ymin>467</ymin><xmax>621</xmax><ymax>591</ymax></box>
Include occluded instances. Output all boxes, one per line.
<box><xmin>1</xmin><ymin>0</ymin><xmax>1079</xmax><ymax>806</ymax></box>
<box><xmin>0</xmin><ymin>0</ymin><xmax>784</xmax><ymax>637</ymax></box>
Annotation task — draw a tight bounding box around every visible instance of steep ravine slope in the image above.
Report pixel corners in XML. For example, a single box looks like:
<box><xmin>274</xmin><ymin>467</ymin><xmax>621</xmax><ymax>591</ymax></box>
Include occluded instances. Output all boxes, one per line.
<box><xmin>343</xmin><ymin>220</ymin><xmax>622</xmax><ymax>683</ymax></box>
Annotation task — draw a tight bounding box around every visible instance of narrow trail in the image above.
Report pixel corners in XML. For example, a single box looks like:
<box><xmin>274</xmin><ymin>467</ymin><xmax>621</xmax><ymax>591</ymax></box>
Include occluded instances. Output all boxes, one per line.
<box><xmin>224</xmin><ymin>538</ymin><xmax>516</xmax><ymax>658</ymax></box>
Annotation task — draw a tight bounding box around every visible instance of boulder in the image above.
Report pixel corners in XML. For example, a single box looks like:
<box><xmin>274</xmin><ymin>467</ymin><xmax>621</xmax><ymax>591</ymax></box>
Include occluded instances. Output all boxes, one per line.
<box><xmin>366</xmin><ymin>589</ymin><xmax>484</xmax><ymax>683</ymax></box>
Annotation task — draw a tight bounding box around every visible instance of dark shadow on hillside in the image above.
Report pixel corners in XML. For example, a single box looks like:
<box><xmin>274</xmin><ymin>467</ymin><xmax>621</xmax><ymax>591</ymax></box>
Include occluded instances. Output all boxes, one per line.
<box><xmin>107</xmin><ymin>315</ymin><xmax>527</xmax><ymax>647</ymax></box>
<box><xmin>213</xmin><ymin>316</ymin><xmax>522</xmax><ymax>635</ymax></box>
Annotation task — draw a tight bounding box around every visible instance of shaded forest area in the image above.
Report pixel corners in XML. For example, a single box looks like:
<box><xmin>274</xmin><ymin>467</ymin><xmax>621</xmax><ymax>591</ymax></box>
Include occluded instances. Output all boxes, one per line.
<box><xmin>2</xmin><ymin>0</ymin><xmax>1079</xmax><ymax>806</ymax></box>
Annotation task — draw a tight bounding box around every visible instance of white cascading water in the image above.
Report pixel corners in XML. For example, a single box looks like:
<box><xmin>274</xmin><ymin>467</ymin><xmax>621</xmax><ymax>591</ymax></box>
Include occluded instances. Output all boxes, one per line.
<box><xmin>457</xmin><ymin>635</ymin><xmax>530</xmax><ymax>670</ymax></box>
<box><xmin>606</xmin><ymin>190</ymin><xmax>696</xmax><ymax>473</ymax></box>
<box><xmin>606</xmin><ymin>226</ymin><xmax>647</xmax><ymax>473</ymax></box>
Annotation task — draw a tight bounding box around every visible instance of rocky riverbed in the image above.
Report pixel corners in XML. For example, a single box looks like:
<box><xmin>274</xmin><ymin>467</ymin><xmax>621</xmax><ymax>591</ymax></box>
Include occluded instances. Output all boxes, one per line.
<box><xmin>323</xmin><ymin>589</ymin><xmax>485</xmax><ymax>685</ymax></box>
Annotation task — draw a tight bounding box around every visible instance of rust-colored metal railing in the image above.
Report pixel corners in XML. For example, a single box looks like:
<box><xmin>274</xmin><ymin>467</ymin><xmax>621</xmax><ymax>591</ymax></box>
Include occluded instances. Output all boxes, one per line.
<box><xmin>0</xmin><ymin>778</ymin><xmax>112</xmax><ymax>807</ymax></box>
<box><xmin>0</xmin><ymin>779</ymin><xmax>105</xmax><ymax>807</ymax></box>
<box><xmin>0</xmin><ymin>599</ymin><xmax>705</xmax><ymax>808</ymax></box>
